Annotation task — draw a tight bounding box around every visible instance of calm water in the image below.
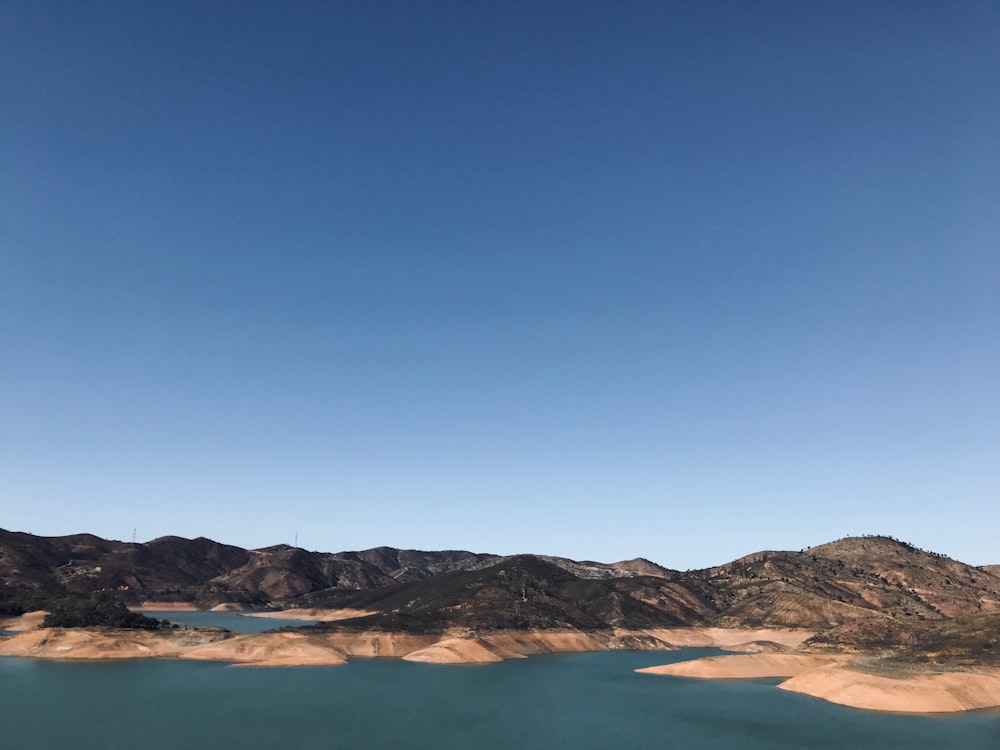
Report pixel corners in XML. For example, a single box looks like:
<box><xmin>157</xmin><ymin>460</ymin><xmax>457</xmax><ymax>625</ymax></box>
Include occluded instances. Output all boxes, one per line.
<box><xmin>142</xmin><ymin>610</ymin><xmax>317</xmax><ymax>632</ymax></box>
<box><xmin>2</xmin><ymin>649</ymin><xmax>999</xmax><ymax>749</ymax></box>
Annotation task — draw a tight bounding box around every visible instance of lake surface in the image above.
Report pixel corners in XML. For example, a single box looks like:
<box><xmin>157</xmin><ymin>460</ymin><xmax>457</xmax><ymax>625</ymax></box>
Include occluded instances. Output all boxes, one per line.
<box><xmin>2</xmin><ymin>648</ymin><xmax>999</xmax><ymax>749</ymax></box>
<box><xmin>142</xmin><ymin>610</ymin><xmax>317</xmax><ymax>632</ymax></box>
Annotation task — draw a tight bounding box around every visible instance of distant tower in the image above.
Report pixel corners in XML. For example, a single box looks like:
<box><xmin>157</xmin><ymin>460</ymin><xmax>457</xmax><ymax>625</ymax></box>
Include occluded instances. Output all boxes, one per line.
<box><xmin>294</xmin><ymin>531</ymin><xmax>298</xmax><ymax>548</ymax></box>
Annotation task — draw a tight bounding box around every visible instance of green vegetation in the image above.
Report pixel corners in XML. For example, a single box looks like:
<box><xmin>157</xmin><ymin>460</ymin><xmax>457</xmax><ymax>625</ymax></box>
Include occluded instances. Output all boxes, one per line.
<box><xmin>0</xmin><ymin>588</ymin><xmax>55</xmax><ymax>618</ymax></box>
<box><xmin>887</xmin><ymin>612</ymin><xmax>1000</xmax><ymax>668</ymax></box>
<box><xmin>42</xmin><ymin>592</ymin><xmax>172</xmax><ymax>630</ymax></box>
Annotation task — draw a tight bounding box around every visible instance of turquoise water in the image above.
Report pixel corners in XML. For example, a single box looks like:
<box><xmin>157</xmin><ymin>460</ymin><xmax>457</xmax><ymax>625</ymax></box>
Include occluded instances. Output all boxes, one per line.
<box><xmin>142</xmin><ymin>610</ymin><xmax>317</xmax><ymax>632</ymax></box>
<box><xmin>2</xmin><ymin>649</ymin><xmax>999</xmax><ymax>749</ymax></box>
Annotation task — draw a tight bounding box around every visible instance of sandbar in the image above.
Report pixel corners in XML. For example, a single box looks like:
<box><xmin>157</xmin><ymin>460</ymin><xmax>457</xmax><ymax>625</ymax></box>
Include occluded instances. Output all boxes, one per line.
<box><xmin>636</xmin><ymin>652</ymin><xmax>848</xmax><ymax>679</ymax></box>
<box><xmin>637</xmin><ymin>651</ymin><xmax>1000</xmax><ymax>713</ymax></box>
<box><xmin>779</xmin><ymin>664</ymin><xmax>1000</xmax><ymax>713</ymax></box>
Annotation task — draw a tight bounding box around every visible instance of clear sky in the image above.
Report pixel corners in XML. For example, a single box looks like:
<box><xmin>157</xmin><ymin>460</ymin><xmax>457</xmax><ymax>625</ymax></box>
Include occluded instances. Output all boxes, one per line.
<box><xmin>1</xmin><ymin>1</ymin><xmax>998</xmax><ymax>569</ymax></box>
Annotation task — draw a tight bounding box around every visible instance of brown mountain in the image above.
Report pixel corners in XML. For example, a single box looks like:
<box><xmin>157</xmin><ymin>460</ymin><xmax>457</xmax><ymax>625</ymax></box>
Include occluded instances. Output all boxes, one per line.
<box><xmin>681</xmin><ymin>536</ymin><xmax>1000</xmax><ymax>633</ymax></box>
<box><xmin>310</xmin><ymin>555</ymin><xmax>713</xmax><ymax>633</ymax></box>
<box><xmin>3</xmin><ymin>530</ymin><xmax>999</xmax><ymax>648</ymax></box>
<box><xmin>331</xmin><ymin>546</ymin><xmax>501</xmax><ymax>583</ymax></box>
<box><xmin>0</xmin><ymin>530</ymin><xmax>675</xmax><ymax>609</ymax></box>
<box><xmin>0</xmin><ymin>529</ymin><xmax>497</xmax><ymax>607</ymax></box>
<box><xmin>300</xmin><ymin>537</ymin><xmax>1000</xmax><ymax>638</ymax></box>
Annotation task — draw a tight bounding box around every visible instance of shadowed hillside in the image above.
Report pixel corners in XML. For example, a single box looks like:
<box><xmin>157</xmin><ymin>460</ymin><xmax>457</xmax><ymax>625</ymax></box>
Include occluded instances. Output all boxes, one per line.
<box><xmin>0</xmin><ymin>529</ymin><xmax>500</xmax><ymax>608</ymax></box>
<box><xmin>308</xmin><ymin>555</ymin><xmax>712</xmax><ymax>633</ymax></box>
<box><xmin>0</xmin><ymin>530</ymin><xmax>680</xmax><ymax>609</ymax></box>
<box><xmin>4</xmin><ymin>530</ymin><xmax>1000</xmax><ymax>652</ymax></box>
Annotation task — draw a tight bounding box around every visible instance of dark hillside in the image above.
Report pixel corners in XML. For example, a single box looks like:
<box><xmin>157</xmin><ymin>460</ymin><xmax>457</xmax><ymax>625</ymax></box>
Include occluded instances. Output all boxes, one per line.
<box><xmin>312</xmin><ymin>555</ymin><xmax>715</xmax><ymax>633</ymax></box>
<box><xmin>4</xmin><ymin>529</ymin><xmax>999</xmax><ymax>655</ymax></box>
<box><xmin>333</xmin><ymin>547</ymin><xmax>500</xmax><ymax>583</ymax></box>
<box><xmin>208</xmin><ymin>547</ymin><xmax>396</xmax><ymax>601</ymax></box>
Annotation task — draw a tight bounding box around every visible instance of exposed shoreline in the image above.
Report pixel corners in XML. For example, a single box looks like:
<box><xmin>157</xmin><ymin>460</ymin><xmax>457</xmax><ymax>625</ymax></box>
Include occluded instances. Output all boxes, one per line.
<box><xmin>636</xmin><ymin>651</ymin><xmax>1000</xmax><ymax>714</ymax></box>
<box><xmin>0</xmin><ymin>623</ymin><xmax>810</xmax><ymax>668</ymax></box>
<box><xmin>5</xmin><ymin>617</ymin><xmax>1000</xmax><ymax>713</ymax></box>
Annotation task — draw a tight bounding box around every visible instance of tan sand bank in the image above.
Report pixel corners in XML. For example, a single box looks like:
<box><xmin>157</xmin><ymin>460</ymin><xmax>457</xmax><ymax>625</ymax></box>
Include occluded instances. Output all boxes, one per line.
<box><xmin>210</xmin><ymin>603</ymin><xmax>249</xmax><ymax>612</ymax></box>
<box><xmin>0</xmin><ymin>627</ymin><xmax>350</xmax><ymax>666</ymax></box>
<box><xmin>183</xmin><ymin>631</ymin><xmax>349</xmax><ymax>666</ymax></box>
<box><xmin>479</xmin><ymin>630</ymin><xmax>618</xmax><ymax>660</ymax></box>
<box><xmin>323</xmin><ymin>632</ymin><xmax>440</xmax><ymax>658</ymax></box>
<box><xmin>640</xmin><ymin>627</ymin><xmax>814</xmax><ymax>651</ymax></box>
<box><xmin>637</xmin><ymin>650</ymin><xmax>1000</xmax><ymax>713</ymax></box>
<box><xmin>636</xmin><ymin>653</ymin><xmax>848</xmax><ymax>679</ymax></box>
<box><xmin>779</xmin><ymin>665</ymin><xmax>1000</xmax><ymax>713</ymax></box>
<box><xmin>0</xmin><ymin>626</ymin><xmax>811</xmax><ymax>666</ymax></box>
<box><xmin>242</xmin><ymin>608</ymin><xmax>376</xmax><ymax>622</ymax></box>
<box><xmin>0</xmin><ymin>627</ymin><xmax>230</xmax><ymax>660</ymax></box>
<box><xmin>403</xmin><ymin>637</ymin><xmax>504</xmax><ymax>664</ymax></box>
<box><xmin>325</xmin><ymin>627</ymin><xmax>810</xmax><ymax>666</ymax></box>
<box><xmin>334</xmin><ymin>628</ymin><xmax>662</xmax><ymax>665</ymax></box>
<box><xmin>346</xmin><ymin>627</ymin><xmax>801</xmax><ymax>665</ymax></box>
<box><xmin>0</xmin><ymin>610</ymin><xmax>48</xmax><ymax>633</ymax></box>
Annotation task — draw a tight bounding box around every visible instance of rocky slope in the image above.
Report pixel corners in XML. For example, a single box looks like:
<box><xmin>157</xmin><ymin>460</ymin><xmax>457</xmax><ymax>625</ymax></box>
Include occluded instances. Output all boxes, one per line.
<box><xmin>680</xmin><ymin>535</ymin><xmax>1000</xmax><ymax>632</ymax></box>
<box><xmin>3</xmin><ymin>530</ymin><xmax>999</xmax><ymax>645</ymax></box>
<box><xmin>0</xmin><ymin>529</ymin><xmax>497</xmax><ymax>607</ymax></box>
<box><xmin>0</xmin><ymin>529</ymin><xmax>679</xmax><ymax>610</ymax></box>
<box><xmin>307</xmin><ymin>555</ymin><xmax>713</xmax><ymax>633</ymax></box>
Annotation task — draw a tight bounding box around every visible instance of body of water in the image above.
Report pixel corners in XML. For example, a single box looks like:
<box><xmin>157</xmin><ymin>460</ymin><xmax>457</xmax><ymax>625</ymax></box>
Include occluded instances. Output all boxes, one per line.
<box><xmin>142</xmin><ymin>610</ymin><xmax>317</xmax><ymax>632</ymax></box>
<box><xmin>2</xmin><ymin>648</ymin><xmax>999</xmax><ymax>749</ymax></box>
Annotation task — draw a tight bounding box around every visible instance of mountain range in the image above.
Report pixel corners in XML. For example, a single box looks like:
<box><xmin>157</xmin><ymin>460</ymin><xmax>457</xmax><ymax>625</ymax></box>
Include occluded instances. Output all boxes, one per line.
<box><xmin>3</xmin><ymin>528</ymin><xmax>999</xmax><ymax>648</ymax></box>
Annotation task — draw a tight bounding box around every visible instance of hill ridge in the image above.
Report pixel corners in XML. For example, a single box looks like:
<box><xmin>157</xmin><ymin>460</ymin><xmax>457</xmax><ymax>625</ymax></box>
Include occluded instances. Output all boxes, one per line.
<box><xmin>3</xmin><ymin>529</ymin><xmax>999</xmax><ymax>643</ymax></box>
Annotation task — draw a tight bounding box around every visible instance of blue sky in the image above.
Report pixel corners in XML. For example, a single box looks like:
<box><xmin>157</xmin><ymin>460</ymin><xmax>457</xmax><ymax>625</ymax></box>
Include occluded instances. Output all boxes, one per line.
<box><xmin>1</xmin><ymin>2</ymin><xmax>998</xmax><ymax>569</ymax></box>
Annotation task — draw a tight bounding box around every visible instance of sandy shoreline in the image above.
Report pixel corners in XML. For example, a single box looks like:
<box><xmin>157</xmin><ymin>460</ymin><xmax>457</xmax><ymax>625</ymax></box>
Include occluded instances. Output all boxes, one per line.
<box><xmin>636</xmin><ymin>652</ymin><xmax>851</xmax><ymax>679</ymax></box>
<box><xmin>5</xmin><ymin>621</ymin><xmax>1000</xmax><ymax>712</ymax></box>
<box><xmin>778</xmin><ymin>664</ymin><xmax>1000</xmax><ymax>713</ymax></box>
<box><xmin>636</xmin><ymin>651</ymin><xmax>1000</xmax><ymax>713</ymax></box>
<box><xmin>0</xmin><ymin>625</ymin><xmax>805</xmax><ymax>667</ymax></box>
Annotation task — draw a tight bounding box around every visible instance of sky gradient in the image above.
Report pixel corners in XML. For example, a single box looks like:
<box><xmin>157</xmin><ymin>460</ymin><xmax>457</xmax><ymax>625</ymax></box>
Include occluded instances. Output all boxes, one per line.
<box><xmin>2</xmin><ymin>1</ymin><xmax>998</xmax><ymax>569</ymax></box>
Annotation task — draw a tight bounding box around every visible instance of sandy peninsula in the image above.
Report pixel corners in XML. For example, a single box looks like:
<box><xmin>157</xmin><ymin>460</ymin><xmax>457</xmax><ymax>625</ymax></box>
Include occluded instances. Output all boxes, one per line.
<box><xmin>778</xmin><ymin>663</ymin><xmax>1000</xmax><ymax>713</ymax></box>
<box><xmin>636</xmin><ymin>651</ymin><xmax>1000</xmax><ymax>713</ymax></box>
<box><xmin>636</xmin><ymin>652</ymin><xmax>850</xmax><ymax>679</ymax></box>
